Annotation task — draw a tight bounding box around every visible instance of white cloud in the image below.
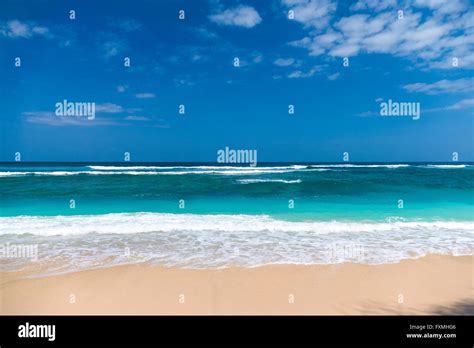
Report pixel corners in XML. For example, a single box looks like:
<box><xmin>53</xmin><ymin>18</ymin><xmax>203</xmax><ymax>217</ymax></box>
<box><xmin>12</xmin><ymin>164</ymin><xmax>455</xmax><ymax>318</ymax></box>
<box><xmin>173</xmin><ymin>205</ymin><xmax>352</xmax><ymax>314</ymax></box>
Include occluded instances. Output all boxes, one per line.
<box><xmin>288</xmin><ymin>65</ymin><xmax>325</xmax><ymax>78</ymax></box>
<box><xmin>0</xmin><ymin>20</ymin><xmax>50</xmax><ymax>39</ymax></box>
<box><xmin>174</xmin><ymin>78</ymin><xmax>195</xmax><ymax>86</ymax></box>
<box><xmin>351</xmin><ymin>0</ymin><xmax>397</xmax><ymax>11</ymax></box>
<box><xmin>7</xmin><ymin>20</ymin><xmax>30</xmax><ymax>38</ymax></box>
<box><xmin>330</xmin><ymin>44</ymin><xmax>361</xmax><ymax>57</ymax></box>
<box><xmin>356</xmin><ymin>110</ymin><xmax>378</xmax><ymax>117</ymax></box>
<box><xmin>125</xmin><ymin>115</ymin><xmax>149</xmax><ymax>121</ymax></box>
<box><xmin>444</xmin><ymin>98</ymin><xmax>474</xmax><ymax>110</ymax></box>
<box><xmin>274</xmin><ymin>58</ymin><xmax>295</xmax><ymax>66</ymax></box>
<box><xmin>23</xmin><ymin>102</ymin><xmax>142</xmax><ymax>126</ymax></box>
<box><xmin>253</xmin><ymin>54</ymin><xmax>263</xmax><ymax>63</ymax></box>
<box><xmin>117</xmin><ymin>85</ymin><xmax>128</xmax><ymax>93</ymax></box>
<box><xmin>23</xmin><ymin>111</ymin><xmax>116</xmax><ymax>126</ymax></box>
<box><xmin>283</xmin><ymin>0</ymin><xmax>474</xmax><ymax>68</ymax></box>
<box><xmin>289</xmin><ymin>30</ymin><xmax>342</xmax><ymax>56</ymax></box>
<box><xmin>193</xmin><ymin>26</ymin><xmax>219</xmax><ymax>40</ymax></box>
<box><xmin>97</xmin><ymin>33</ymin><xmax>127</xmax><ymax>59</ymax></box>
<box><xmin>423</xmin><ymin>98</ymin><xmax>474</xmax><ymax>113</ymax></box>
<box><xmin>413</xmin><ymin>0</ymin><xmax>466</xmax><ymax>14</ymax></box>
<box><xmin>23</xmin><ymin>111</ymin><xmax>55</xmax><ymax>119</ymax></box>
<box><xmin>135</xmin><ymin>93</ymin><xmax>156</xmax><ymax>99</ymax></box>
<box><xmin>115</xmin><ymin>19</ymin><xmax>142</xmax><ymax>32</ymax></box>
<box><xmin>101</xmin><ymin>40</ymin><xmax>124</xmax><ymax>58</ymax></box>
<box><xmin>191</xmin><ymin>53</ymin><xmax>204</xmax><ymax>61</ymax></box>
<box><xmin>209</xmin><ymin>6</ymin><xmax>262</xmax><ymax>28</ymax></box>
<box><xmin>327</xmin><ymin>72</ymin><xmax>340</xmax><ymax>80</ymax></box>
<box><xmin>335</xmin><ymin>13</ymin><xmax>389</xmax><ymax>35</ymax></box>
<box><xmin>352</xmin><ymin>0</ymin><xmax>466</xmax><ymax>14</ymax></box>
<box><xmin>32</xmin><ymin>26</ymin><xmax>49</xmax><ymax>35</ymax></box>
<box><xmin>283</xmin><ymin>0</ymin><xmax>336</xmax><ymax>29</ymax></box>
<box><xmin>95</xmin><ymin>103</ymin><xmax>124</xmax><ymax>113</ymax></box>
<box><xmin>403</xmin><ymin>78</ymin><xmax>474</xmax><ymax>94</ymax></box>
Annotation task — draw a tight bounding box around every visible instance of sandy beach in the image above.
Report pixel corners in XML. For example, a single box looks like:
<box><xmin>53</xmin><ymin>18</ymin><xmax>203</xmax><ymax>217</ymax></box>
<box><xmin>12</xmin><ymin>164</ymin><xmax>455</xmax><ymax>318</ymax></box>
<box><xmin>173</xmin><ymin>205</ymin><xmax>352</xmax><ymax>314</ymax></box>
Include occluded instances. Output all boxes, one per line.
<box><xmin>1</xmin><ymin>255</ymin><xmax>472</xmax><ymax>315</ymax></box>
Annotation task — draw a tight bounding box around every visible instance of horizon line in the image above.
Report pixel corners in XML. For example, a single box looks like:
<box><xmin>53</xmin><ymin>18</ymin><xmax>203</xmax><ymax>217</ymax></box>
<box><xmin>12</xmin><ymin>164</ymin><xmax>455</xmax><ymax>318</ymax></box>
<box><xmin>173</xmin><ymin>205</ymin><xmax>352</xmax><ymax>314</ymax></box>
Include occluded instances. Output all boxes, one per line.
<box><xmin>0</xmin><ymin>161</ymin><xmax>473</xmax><ymax>165</ymax></box>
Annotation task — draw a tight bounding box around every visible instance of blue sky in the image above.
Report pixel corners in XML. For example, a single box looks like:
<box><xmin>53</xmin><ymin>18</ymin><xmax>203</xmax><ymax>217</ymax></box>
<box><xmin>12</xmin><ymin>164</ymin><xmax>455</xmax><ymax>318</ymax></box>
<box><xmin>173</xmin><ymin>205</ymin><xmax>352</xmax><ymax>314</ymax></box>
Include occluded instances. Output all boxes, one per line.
<box><xmin>0</xmin><ymin>0</ymin><xmax>473</xmax><ymax>162</ymax></box>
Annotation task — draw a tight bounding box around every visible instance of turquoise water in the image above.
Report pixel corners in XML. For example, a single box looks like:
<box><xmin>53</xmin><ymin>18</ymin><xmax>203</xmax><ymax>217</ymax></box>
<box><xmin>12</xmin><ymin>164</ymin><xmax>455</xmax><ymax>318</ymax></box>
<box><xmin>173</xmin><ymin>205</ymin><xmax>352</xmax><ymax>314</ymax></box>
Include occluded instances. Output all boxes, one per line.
<box><xmin>1</xmin><ymin>163</ymin><xmax>473</xmax><ymax>221</ymax></box>
<box><xmin>0</xmin><ymin>163</ymin><xmax>473</xmax><ymax>272</ymax></box>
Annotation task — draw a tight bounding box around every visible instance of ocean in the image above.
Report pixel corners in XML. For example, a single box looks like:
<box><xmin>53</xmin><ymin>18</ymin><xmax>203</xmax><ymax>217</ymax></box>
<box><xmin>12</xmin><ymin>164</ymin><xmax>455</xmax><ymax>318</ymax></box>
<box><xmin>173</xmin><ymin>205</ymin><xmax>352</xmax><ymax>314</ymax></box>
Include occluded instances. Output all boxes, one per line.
<box><xmin>0</xmin><ymin>162</ymin><xmax>473</xmax><ymax>275</ymax></box>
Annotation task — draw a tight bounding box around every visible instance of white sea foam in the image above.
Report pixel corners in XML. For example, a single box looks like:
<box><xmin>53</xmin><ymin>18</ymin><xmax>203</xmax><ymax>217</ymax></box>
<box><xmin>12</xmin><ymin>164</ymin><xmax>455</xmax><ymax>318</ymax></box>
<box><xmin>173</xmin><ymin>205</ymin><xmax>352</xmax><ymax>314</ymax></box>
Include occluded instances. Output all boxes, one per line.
<box><xmin>2</xmin><ymin>164</ymin><xmax>472</xmax><ymax>177</ymax></box>
<box><xmin>0</xmin><ymin>171</ymin><xmax>161</xmax><ymax>176</ymax></box>
<box><xmin>88</xmin><ymin>164</ymin><xmax>405</xmax><ymax>170</ymax></box>
<box><xmin>0</xmin><ymin>168</ymin><xmax>327</xmax><ymax>177</ymax></box>
<box><xmin>87</xmin><ymin>165</ymin><xmax>307</xmax><ymax>170</ymax></box>
<box><xmin>1</xmin><ymin>212</ymin><xmax>472</xmax><ymax>236</ymax></box>
<box><xmin>238</xmin><ymin>179</ymin><xmax>302</xmax><ymax>184</ymax></box>
<box><xmin>89</xmin><ymin>166</ymin><xmax>181</xmax><ymax>170</ymax></box>
<box><xmin>309</xmin><ymin>164</ymin><xmax>410</xmax><ymax>168</ymax></box>
<box><xmin>422</xmin><ymin>164</ymin><xmax>468</xmax><ymax>169</ymax></box>
<box><xmin>0</xmin><ymin>213</ymin><xmax>472</xmax><ymax>271</ymax></box>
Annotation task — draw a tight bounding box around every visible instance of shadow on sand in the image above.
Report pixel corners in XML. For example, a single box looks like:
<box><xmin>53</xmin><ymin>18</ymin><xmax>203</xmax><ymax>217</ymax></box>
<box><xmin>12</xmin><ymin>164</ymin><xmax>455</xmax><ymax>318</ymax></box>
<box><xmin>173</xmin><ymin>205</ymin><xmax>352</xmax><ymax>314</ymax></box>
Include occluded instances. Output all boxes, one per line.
<box><xmin>431</xmin><ymin>299</ymin><xmax>474</xmax><ymax>315</ymax></box>
<box><xmin>355</xmin><ymin>298</ymin><xmax>474</xmax><ymax>315</ymax></box>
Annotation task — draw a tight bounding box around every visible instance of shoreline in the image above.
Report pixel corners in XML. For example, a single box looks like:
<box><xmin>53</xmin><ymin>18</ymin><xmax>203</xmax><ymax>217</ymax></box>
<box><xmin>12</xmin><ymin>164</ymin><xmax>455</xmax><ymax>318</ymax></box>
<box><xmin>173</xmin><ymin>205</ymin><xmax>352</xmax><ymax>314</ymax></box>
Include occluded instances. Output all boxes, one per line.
<box><xmin>1</xmin><ymin>255</ymin><xmax>472</xmax><ymax>315</ymax></box>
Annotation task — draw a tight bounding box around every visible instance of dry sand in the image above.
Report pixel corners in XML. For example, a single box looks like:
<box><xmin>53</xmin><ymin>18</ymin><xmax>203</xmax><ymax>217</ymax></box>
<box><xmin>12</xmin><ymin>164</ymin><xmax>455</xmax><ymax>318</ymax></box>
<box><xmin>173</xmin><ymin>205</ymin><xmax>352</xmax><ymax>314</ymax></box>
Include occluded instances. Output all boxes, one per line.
<box><xmin>1</xmin><ymin>255</ymin><xmax>472</xmax><ymax>315</ymax></box>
